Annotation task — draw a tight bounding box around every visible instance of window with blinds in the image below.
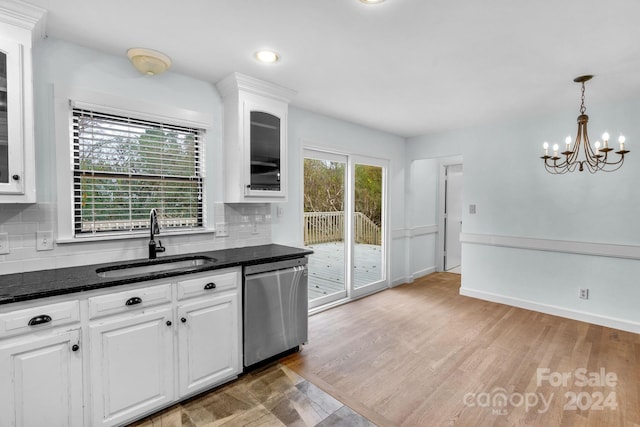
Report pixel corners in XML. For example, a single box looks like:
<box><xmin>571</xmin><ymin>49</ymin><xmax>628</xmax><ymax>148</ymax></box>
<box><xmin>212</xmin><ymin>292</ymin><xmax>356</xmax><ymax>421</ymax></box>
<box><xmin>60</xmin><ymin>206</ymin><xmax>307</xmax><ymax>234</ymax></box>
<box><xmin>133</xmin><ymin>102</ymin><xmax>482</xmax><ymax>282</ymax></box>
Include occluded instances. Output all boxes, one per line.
<box><xmin>72</xmin><ymin>107</ymin><xmax>203</xmax><ymax>236</ymax></box>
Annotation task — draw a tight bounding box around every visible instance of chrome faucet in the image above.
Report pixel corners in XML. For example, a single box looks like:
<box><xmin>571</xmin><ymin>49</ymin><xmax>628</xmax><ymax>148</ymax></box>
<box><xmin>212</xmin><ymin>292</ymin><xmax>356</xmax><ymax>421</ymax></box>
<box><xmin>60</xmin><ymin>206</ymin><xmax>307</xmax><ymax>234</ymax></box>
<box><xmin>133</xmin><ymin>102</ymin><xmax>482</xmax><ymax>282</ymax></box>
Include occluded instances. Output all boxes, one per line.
<box><xmin>149</xmin><ymin>208</ymin><xmax>166</xmax><ymax>259</ymax></box>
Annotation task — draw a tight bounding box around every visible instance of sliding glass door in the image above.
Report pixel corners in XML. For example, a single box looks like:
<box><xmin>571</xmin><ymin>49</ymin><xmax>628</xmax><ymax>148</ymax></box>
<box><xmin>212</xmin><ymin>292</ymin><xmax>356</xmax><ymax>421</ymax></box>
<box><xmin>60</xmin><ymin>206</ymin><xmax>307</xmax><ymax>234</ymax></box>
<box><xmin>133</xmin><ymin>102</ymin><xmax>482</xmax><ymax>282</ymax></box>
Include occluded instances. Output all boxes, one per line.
<box><xmin>303</xmin><ymin>149</ymin><xmax>387</xmax><ymax>309</ymax></box>
<box><xmin>352</xmin><ymin>159</ymin><xmax>386</xmax><ymax>297</ymax></box>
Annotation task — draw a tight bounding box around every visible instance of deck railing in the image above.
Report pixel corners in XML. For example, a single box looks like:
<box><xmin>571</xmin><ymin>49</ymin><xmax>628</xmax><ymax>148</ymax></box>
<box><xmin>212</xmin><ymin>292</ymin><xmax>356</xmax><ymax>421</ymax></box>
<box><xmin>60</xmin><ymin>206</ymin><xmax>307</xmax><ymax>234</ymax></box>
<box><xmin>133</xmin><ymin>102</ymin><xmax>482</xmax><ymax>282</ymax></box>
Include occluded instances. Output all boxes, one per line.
<box><xmin>304</xmin><ymin>211</ymin><xmax>381</xmax><ymax>246</ymax></box>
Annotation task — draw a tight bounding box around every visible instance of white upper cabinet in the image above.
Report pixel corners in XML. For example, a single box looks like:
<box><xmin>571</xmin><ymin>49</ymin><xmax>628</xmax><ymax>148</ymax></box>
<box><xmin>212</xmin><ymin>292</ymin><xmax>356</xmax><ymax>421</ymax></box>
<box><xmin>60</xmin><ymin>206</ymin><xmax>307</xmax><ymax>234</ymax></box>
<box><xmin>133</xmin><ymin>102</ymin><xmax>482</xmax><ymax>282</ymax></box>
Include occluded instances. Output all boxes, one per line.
<box><xmin>216</xmin><ymin>72</ymin><xmax>296</xmax><ymax>203</ymax></box>
<box><xmin>0</xmin><ymin>0</ymin><xmax>46</xmax><ymax>203</ymax></box>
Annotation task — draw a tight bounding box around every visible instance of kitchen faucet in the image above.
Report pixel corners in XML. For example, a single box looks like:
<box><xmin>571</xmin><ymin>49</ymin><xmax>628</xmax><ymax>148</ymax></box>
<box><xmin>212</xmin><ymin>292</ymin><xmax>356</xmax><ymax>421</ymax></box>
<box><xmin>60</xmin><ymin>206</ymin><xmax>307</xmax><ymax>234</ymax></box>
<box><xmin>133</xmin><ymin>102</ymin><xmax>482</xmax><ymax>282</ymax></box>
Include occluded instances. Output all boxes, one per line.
<box><xmin>149</xmin><ymin>208</ymin><xmax>166</xmax><ymax>259</ymax></box>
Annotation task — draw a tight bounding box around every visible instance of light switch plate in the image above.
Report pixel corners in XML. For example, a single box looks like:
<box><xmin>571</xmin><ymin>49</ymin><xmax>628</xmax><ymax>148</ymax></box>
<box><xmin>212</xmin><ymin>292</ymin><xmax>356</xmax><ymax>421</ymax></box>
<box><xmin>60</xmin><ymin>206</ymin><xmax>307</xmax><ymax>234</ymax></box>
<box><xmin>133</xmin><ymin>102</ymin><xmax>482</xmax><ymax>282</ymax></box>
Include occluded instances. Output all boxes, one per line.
<box><xmin>0</xmin><ymin>232</ymin><xmax>9</xmax><ymax>254</ymax></box>
<box><xmin>215</xmin><ymin>223</ymin><xmax>229</xmax><ymax>237</ymax></box>
<box><xmin>36</xmin><ymin>231</ymin><xmax>54</xmax><ymax>251</ymax></box>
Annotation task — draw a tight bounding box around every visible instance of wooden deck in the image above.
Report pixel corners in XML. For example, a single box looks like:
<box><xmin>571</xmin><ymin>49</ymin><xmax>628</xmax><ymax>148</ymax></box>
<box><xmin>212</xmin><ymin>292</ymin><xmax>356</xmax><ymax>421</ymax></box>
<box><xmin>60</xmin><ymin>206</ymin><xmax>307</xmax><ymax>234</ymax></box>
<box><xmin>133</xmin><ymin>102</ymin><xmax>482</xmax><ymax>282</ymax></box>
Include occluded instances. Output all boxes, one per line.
<box><xmin>305</xmin><ymin>242</ymin><xmax>383</xmax><ymax>300</ymax></box>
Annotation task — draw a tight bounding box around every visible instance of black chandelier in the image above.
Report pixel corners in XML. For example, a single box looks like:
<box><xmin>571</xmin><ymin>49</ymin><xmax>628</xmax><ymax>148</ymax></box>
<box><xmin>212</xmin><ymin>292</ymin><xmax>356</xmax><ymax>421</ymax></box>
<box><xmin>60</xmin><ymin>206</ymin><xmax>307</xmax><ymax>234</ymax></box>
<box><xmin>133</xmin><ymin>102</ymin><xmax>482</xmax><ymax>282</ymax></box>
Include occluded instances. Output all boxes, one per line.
<box><xmin>541</xmin><ymin>75</ymin><xmax>629</xmax><ymax>174</ymax></box>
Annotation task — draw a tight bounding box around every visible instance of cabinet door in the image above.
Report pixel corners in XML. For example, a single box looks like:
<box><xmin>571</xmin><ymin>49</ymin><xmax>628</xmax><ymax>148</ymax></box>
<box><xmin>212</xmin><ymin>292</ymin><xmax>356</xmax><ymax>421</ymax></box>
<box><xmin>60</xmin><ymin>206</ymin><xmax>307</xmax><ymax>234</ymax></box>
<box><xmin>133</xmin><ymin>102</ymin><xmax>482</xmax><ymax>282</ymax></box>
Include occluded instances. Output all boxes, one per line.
<box><xmin>89</xmin><ymin>307</ymin><xmax>174</xmax><ymax>427</ymax></box>
<box><xmin>177</xmin><ymin>292</ymin><xmax>240</xmax><ymax>397</ymax></box>
<box><xmin>243</xmin><ymin>98</ymin><xmax>288</xmax><ymax>199</ymax></box>
<box><xmin>0</xmin><ymin>329</ymin><xmax>83</xmax><ymax>427</ymax></box>
<box><xmin>0</xmin><ymin>38</ymin><xmax>24</xmax><ymax>196</ymax></box>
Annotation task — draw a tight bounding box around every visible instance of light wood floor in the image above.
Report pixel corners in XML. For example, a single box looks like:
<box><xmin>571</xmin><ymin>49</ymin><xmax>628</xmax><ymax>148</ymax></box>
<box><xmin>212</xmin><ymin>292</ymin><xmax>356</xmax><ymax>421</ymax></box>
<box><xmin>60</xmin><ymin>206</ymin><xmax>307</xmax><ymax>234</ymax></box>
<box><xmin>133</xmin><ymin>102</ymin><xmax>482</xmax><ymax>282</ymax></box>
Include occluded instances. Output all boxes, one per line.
<box><xmin>283</xmin><ymin>273</ymin><xmax>640</xmax><ymax>427</ymax></box>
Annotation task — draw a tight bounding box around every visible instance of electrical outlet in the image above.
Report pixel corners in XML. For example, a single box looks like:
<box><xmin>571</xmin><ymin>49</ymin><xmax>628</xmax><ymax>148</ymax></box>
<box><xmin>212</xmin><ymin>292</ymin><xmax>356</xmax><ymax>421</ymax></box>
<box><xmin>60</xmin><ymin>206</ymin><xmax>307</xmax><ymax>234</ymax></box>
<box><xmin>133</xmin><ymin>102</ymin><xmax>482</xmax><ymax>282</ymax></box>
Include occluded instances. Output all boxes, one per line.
<box><xmin>469</xmin><ymin>204</ymin><xmax>477</xmax><ymax>214</ymax></box>
<box><xmin>0</xmin><ymin>232</ymin><xmax>9</xmax><ymax>255</ymax></box>
<box><xmin>579</xmin><ymin>288</ymin><xmax>589</xmax><ymax>300</ymax></box>
<box><xmin>215</xmin><ymin>223</ymin><xmax>228</xmax><ymax>237</ymax></box>
<box><xmin>36</xmin><ymin>231</ymin><xmax>54</xmax><ymax>251</ymax></box>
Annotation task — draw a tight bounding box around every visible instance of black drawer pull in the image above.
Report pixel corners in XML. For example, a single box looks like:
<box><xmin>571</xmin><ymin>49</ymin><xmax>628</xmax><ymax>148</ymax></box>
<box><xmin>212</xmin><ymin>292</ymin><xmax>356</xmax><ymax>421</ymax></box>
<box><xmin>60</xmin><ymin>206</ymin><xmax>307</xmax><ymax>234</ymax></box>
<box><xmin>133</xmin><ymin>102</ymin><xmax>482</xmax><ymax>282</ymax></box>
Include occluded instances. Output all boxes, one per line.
<box><xmin>166</xmin><ymin>320</ymin><xmax>172</xmax><ymax>326</ymax></box>
<box><xmin>72</xmin><ymin>344</ymin><xmax>80</xmax><ymax>352</ymax></box>
<box><xmin>203</xmin><ymin>282</ymin><xmax>216</xmax><ymax>290</ymax></box>
<box><xmin>181</xmin><ymin>317</ymin><xmax>187</xmax><ymax>323</ymax></box>
<box><xmin>28</xmin><ymin>315</ymin><xmax>52</xmax><ymax>326</ymax></box>
<box><xmin>125</xmin><ymin>297</ymin><xmax>142</xmax><ymax>306</ymax></box>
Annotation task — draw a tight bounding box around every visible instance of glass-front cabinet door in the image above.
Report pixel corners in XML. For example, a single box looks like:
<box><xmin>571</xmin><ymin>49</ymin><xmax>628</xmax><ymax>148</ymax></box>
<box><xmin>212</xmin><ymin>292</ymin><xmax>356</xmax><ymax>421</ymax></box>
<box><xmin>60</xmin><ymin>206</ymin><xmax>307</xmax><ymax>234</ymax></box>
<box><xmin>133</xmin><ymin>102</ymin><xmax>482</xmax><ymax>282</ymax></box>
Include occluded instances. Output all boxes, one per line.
<box><xmin>0</xmin><ymin>38</ymin><xmax>26</xmax><ymax>197</ymax></box>
<box><xmin>243</xmin><ymin>99</ymin><xmax>287</xmax><ymax>199</ymax></box>
<box><xmin>0</xmin><ymin>50</ymin><xmax>8</xmax><ymax>187</ymax></box>
<box><xmin>217</xmin><ymin>72</ymin><xmax>295</xmax><ymax>203</ymax></box>
<box><xmin>249</xmin><ymin>111</ymin><xmax>281</xmax><ymax>192</ymax></box>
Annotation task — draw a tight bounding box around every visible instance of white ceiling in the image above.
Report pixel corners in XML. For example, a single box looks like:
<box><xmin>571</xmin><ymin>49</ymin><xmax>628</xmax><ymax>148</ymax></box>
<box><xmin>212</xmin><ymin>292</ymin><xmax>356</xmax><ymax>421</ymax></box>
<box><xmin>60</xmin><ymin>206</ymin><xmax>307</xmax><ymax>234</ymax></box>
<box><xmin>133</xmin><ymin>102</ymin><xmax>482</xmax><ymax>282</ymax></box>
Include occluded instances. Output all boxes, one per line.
<box><xmin>23</xmin><ymin>0</ymin><xmax>640</xmax><ymax>138</ymax></box>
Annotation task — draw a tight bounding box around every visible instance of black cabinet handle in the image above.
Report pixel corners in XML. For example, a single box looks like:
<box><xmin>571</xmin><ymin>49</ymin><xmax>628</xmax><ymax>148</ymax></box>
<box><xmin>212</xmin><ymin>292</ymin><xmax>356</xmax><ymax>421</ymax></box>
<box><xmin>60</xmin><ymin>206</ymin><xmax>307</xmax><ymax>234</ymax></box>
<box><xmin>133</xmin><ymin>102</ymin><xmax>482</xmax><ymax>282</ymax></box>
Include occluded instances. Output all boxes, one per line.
<box><xmin>181</xmin><ymin>317</ymin><xmax>187</xmax><ymax>323</ymax></box>
<box><xmin>203</xmin><ymin>282</ymin><xmax>216</xmax><ymax>290</ymax></box>
<box><xmin>125</xmin><ymin>297</ymin><xmax>142</xmax><ymax>306</ymax></box>
<box><xmin>72</xmin><ymin>344</ymin><xmax>80</xmax><ymax>352</ymax></box>
<box><xmin>12</xmin><ymin>174</ymin><xmax>20</xmax><ymax>181</ymax></box>
<box><xmin>28</xmin><ymin>315</ymin><xmax>52</xmax><ymax>326</ymax></box>
<box><xmin>166</xmin><ymin>320</ymin><xmax>172</xmax><ymax>326</ymax></box>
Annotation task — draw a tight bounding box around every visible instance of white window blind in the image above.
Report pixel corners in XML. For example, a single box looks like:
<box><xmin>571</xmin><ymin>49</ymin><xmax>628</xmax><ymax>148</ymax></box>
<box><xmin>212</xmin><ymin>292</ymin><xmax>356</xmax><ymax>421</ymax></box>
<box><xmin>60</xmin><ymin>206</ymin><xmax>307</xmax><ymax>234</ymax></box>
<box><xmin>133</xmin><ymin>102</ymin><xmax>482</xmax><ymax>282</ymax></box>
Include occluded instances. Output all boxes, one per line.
<box><xmin>72</xmin><ymin>107</ymin><xmax>203</xmax><ymax>236</ymax></box>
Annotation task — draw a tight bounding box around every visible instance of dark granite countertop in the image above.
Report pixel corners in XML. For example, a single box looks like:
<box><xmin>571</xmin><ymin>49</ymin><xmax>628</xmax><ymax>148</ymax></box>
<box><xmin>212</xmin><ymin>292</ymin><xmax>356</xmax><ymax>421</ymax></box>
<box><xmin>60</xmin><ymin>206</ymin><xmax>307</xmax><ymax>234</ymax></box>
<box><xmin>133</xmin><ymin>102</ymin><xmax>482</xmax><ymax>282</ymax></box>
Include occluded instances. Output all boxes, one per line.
<box><xmin>0</xmin><ymin>244</ymin><xmax>313</xmax><ymax>305</ymax></box>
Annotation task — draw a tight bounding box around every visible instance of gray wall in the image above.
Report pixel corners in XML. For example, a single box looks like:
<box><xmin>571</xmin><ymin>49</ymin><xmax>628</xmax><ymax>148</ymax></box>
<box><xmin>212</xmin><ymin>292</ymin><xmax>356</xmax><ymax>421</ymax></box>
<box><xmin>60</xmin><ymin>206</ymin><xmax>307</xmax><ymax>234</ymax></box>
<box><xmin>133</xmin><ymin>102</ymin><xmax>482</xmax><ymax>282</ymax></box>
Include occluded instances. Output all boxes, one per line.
<box><xmin>406</xmin><ymin>99</ymin><xmax>640</xmax><ymax>332</ymax></box>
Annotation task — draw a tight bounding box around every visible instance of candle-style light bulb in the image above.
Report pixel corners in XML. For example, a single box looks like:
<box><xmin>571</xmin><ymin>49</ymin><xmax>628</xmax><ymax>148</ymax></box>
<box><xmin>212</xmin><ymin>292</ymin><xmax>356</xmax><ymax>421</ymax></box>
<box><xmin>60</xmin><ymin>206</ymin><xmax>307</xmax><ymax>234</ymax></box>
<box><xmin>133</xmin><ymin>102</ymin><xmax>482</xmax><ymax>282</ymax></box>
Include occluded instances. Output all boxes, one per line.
<box><xmin>619</xmin><ymin>134</ymin><xmax>626</xmax><ymax>151</ymax></box>
<box><xmin>552</xmin><ymin>143</ymin><xmax>559</xmax><ymax>157</ymax></box>
<box><xmin>543</xmin><ymin>141</ymin><xmax>549</xmax><ymax>156</ymax></box>
<box><xmin>602</xmin><ymin>132</ymin><xmax>610</xmax><ymax>148</ymax></box>
<box><xmin>595</xmin><ymin>140</ymin><xmax>601</xmax><ymax>155</ymax></box>
<box><xmin>565</xmin><ymin>136</ymin><xmax>572</xmax><ymax>150</ymax></box>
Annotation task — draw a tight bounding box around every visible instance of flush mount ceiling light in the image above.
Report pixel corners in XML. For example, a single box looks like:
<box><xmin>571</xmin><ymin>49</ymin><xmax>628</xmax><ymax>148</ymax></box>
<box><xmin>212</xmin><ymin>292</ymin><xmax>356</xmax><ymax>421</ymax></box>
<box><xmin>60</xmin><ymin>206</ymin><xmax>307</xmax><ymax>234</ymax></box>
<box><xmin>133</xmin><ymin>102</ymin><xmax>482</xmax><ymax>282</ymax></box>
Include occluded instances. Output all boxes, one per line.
<box><xmin>359</xmin><ymin>0</ymin><xmax>386</xmax><ymax>4</ymax></box>
<box><xmin>540</xmin><ymin>75</ymin><xmax>629</xmax><ymax>174</ymax></box>
<box><xmin>255</xmin><ymin>50</ymin><xmax>280</xmax><ymax>64</ymax></box>
<box><xmin>127</xmin><ymin>48</ymin><xmax>172</xmax><ymax>76</ymax></box>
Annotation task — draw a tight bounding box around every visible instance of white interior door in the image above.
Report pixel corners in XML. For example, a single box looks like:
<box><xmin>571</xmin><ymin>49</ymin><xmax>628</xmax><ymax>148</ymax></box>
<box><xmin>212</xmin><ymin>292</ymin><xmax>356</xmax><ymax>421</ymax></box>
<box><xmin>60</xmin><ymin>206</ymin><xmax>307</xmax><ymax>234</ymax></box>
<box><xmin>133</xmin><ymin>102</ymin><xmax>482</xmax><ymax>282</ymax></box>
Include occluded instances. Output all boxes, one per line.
<box><xmin>444</xmin><ymin>164</ymin><xmax>463</xmax><ymax>271</ymax></box>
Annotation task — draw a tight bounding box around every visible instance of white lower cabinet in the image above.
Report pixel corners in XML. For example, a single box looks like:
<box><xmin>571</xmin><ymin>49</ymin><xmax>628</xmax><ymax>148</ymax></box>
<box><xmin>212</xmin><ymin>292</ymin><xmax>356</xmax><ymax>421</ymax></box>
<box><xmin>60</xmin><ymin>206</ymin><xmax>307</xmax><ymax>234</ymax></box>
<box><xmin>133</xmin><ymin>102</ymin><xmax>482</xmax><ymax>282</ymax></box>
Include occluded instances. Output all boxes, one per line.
<box><xmin>177</xmin><ymin>292</ymin><xmax>240</xmax><ymax>396</ymax></box>
<box><xmin>89</xmin><ymin>268</ymin><xmax>242</xmax><ymax>426</ymax></box>
<box><xmin>0</xmin><ymin>329</ymin><xmax>83</xmax><ymax>427</ymax></box>
<box><xmin>89</xmin><ymin>306</ymin><xmax>175</xmax><ymax>427</ymax></box>
<box><xmin>0</xmin><ymin>267</ymin><xmax>242</xmax><ymax>427</ymax></box>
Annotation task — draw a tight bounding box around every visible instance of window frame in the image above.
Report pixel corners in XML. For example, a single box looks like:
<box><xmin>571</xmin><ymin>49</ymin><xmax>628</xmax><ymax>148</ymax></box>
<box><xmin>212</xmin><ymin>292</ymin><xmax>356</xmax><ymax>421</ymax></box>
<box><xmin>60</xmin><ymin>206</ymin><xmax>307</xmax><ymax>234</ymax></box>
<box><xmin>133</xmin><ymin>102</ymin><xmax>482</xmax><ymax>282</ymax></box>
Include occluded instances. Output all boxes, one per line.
<box><xmin>55</xmin><ymin>87</ymin><xmax>213</xmax><ymax>243</ymax></box>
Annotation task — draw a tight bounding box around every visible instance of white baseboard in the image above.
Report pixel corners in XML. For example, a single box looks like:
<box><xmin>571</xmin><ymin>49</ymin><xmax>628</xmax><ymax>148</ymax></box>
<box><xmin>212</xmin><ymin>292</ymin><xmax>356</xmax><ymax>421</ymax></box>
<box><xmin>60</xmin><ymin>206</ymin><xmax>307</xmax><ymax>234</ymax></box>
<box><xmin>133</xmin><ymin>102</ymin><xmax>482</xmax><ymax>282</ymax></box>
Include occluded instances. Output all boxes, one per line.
<box><xmin>460</xmin><ymin>287</ymin><xmax>640</xmax><ymax>334</ymax></box>
<box><xmin>392</xmin><ymin>276</ymin><xmax>412</xmax><ymax>286</ymax></box>
<box><xmin>411</xmin><ymin>266</ymin><xmax>436</xmax><ymax>281</ymax></box>
<box><xmin>392</xmin><ymin>266</ymin><xmax>437</xmax><ymax>286</ymax></box>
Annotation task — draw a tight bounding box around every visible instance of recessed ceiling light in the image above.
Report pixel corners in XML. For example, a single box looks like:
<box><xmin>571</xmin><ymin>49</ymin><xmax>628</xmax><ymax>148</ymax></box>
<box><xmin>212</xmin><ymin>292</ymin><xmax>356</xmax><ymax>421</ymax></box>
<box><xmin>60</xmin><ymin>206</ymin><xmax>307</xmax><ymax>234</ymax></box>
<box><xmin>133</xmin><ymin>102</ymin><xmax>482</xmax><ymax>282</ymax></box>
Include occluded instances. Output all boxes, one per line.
<box><xmin>359</xmin><ymin>0</ymin><xmax>386</xmax><ymax>4</ymax></box>
<box><xmin>255</xmin><ymin>50</ymin><xmax>279</xmax><ymax>64</ymax></box>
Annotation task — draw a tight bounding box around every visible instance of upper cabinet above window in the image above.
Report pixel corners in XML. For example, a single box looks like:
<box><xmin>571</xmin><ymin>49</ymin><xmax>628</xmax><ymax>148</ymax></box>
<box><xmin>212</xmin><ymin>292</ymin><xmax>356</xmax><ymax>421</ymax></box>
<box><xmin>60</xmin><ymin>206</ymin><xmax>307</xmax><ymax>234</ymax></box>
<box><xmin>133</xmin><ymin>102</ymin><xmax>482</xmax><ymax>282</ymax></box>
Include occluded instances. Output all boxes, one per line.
<box><xmin>0</xmin><ymin>0</ymin><xmax>46</xmax><ymax>203</ymax></box>
<box><xmin>216</xmin><ymin>73</ymin><xmax>296</xmax><ymax>203</ymax></box>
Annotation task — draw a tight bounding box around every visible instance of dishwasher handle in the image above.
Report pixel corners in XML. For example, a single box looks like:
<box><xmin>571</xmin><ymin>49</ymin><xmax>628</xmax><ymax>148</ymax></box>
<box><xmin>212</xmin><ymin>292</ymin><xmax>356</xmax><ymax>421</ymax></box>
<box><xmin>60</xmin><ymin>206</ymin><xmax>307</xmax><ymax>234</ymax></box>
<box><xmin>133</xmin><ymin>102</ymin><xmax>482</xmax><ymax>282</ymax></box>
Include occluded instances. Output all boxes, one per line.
<box><xmin>244</xmin><ymin>257</ymin><xmax>308</xmax><ymax>276</ymax></box>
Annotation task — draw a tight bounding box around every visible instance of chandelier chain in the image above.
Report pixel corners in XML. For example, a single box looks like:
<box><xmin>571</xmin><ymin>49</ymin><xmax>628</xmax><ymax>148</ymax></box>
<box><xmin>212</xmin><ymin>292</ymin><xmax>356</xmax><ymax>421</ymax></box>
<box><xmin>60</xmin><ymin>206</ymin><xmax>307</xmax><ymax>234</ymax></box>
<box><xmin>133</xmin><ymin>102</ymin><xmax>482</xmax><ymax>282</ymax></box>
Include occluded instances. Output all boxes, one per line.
<box><xmin>580</xmin><ymin>82</ymin><xmax>586</xmax><ymax>115</ymax></box>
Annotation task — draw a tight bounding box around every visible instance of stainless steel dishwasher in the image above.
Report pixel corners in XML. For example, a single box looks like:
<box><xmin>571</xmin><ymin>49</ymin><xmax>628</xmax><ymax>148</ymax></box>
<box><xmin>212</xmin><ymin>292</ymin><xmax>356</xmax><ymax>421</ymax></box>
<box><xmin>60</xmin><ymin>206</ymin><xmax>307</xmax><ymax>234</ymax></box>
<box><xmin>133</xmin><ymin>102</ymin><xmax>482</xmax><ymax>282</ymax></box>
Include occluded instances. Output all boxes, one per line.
<box><xmin>243</xmin><ymin>257</ymin><xmax>308</xmax><ymax>368</ymax></box>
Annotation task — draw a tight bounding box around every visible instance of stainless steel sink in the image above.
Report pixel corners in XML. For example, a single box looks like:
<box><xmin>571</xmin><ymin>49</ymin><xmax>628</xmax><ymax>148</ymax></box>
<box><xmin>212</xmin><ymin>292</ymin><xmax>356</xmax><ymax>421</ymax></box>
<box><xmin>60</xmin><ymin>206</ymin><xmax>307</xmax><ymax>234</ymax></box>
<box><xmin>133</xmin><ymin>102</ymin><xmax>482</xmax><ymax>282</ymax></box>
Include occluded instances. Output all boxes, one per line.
<box><xmin>97</xmin><ymin>256</ymin><xmax>217</xmax><ymax>278</ymax></box>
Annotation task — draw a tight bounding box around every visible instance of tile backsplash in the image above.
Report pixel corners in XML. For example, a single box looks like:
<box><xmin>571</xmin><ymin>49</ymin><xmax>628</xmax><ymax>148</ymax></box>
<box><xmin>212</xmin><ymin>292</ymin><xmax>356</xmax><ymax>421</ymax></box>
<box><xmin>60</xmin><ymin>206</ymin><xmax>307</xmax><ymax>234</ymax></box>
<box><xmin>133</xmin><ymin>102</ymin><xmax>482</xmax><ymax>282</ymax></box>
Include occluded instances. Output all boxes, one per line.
<box><xmin>0</xmin><ymin>202</ymin><xmax>271</xmax><ymax>275</ymax></box>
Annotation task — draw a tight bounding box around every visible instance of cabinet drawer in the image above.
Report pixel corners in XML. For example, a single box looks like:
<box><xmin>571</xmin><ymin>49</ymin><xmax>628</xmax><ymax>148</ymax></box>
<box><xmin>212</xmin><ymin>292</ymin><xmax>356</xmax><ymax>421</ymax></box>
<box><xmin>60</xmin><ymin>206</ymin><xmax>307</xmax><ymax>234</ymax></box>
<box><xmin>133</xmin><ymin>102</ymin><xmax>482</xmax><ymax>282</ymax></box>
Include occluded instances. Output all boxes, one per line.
<box><xmin>0</xmin><ymin>300</ymin><xmax>80</xmax><ymax>338</ymax></box>
<box><xmin>88</xmin><ymin>284</ymin><xmax>172</xmax><ymax>320</ymax></box>
<box><xmin>177</xmin><ymin>270</ymin><xmax>239</xmax><ymax>301</ymax></box>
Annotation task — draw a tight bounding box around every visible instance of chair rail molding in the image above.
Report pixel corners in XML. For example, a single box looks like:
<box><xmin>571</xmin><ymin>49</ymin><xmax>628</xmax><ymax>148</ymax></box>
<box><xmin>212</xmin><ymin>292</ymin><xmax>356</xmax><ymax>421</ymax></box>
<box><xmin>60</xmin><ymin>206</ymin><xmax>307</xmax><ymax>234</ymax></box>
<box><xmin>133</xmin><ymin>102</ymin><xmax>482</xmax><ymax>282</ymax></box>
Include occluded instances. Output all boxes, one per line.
<box><xmin>460</xmin><ymin>232</ymin><xmax>640</xmax><ymax>260</ymax></box>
